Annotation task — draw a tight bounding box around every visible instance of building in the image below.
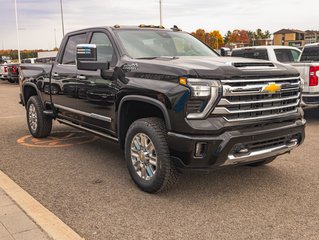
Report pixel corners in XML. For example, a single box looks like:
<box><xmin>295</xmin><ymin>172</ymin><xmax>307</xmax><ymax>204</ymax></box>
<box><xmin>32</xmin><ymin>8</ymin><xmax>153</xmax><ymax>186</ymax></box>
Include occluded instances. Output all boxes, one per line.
<box><xmin>273</xmin><ymin>29</ymin><xmax>305</xmax><ymax>47</ymax></box>
<box><xmin>37</xmin><ymin>51</ymin><xmax>58</xmax><ymax>59</ymax></box>
<box><xmin>254</xmin><ymin>38</ymin><xmax>273</xmax><ymax>46</ymax></box>
<box><xmin>305</xmin><ymin>30</ymin><xmax>319</xmax><ymax>44</ymax></box>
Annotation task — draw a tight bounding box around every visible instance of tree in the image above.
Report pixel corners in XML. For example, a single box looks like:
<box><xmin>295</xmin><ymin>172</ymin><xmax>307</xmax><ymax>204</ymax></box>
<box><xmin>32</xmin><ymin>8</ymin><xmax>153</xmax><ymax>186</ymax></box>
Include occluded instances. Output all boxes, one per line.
<box><xmin>191</xmin><ymin>29</ymin><xmax>206</xmax><ymax>43</ymax></box>
<box><xmin>228</xmin><ymin>29</ymin><xmax>250</xmax><ymax>45</ymax></box>
<box><xmin>209</xmin><ymin>30</ymin><xmax>224</xmax><ymax>49</ymax></box>
<box><xmin>224</xmin><ymin>31</ymin><xmax>232</xmax><ymax>44</ymax></box>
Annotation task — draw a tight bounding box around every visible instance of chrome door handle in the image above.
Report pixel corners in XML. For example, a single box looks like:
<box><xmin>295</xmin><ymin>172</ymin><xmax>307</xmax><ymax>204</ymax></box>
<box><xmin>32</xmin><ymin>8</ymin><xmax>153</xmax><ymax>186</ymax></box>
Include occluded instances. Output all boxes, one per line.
<box><xmin>77</xmin><ymin>75</ymin><xmax>86</xmax><ymax>80</ymax></box>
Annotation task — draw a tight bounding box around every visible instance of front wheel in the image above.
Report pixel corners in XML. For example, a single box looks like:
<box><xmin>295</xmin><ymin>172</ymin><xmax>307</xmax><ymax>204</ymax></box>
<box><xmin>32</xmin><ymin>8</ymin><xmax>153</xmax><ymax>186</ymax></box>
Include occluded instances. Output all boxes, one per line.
<box><xmin>125</xmin><ymin>118</ymin><xmax>179</xmax><ymax>193</ymax></box>
<box><xmin>26</xmin><ymin>96</ymin><xmax>52</xmax><ymax>138</ymax></box>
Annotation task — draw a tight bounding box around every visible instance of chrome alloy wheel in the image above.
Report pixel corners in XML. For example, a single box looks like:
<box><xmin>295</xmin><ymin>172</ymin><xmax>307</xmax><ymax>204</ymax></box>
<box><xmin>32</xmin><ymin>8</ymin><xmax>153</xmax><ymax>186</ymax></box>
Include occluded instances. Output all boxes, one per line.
<box><xmin>130</xmin><ymin>133</ymin><xmax>157</xmax><ymax>181</ymax></box>
<box><xmin>28</xmin><ymin>103</ymin><xmax>38</xmax><ymax>132</ymax></box>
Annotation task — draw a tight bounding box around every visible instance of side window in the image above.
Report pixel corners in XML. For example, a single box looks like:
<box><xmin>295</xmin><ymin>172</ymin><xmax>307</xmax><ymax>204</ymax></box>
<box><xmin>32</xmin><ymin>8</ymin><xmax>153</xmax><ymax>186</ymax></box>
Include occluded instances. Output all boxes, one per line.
<box><xmin>62</xmin><ymin>33</ymin><xmax>87</xmax><ymax>64</ymax></box>
<box><xmin>291</xmin><ymin>50</ymin><xmax>301</xmax><ymax>62</ymax></box>
<box><xmin>90</xmin><ymin>32</ymin><xmax>114</xmax><ymax>62</ymax></box>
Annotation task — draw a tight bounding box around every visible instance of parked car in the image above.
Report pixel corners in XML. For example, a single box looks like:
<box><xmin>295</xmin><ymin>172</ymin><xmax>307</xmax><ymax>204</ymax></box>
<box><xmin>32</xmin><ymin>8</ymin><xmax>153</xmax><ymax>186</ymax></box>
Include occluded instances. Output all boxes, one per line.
<box><xmin>231</xmin><ymin>46</ymin><xmax>301</xmax><ymax>63</ymax></box>
<box><xmin>21</xmin><ymin>58</ymin><xmax>37</xmax><ymax>64</ymax></box>
<box><xmin>0</xmin><ymin>64</ymin><xmax>9</xmax><ymax>80</ymax></box>
<box><xmin>7</xmin><ymin>64</ymin><xmax>20</xmax><ymax>83</ymax></box>
<box><xmin>291</xmin><ymin>43</ymin><xmax>319</xmax><ymax>106</ymax></box>
<box><xmin>19</xmin><ymin>25</ymin><xmax>305</xmax><ymax>193</ymax></box>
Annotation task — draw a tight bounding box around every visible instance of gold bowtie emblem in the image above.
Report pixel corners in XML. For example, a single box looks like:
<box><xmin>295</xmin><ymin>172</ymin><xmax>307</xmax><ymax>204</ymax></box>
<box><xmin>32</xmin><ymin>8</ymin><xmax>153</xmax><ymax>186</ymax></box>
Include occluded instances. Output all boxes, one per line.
<box><xmin>262</xmin><ymin>83</ymin><xmax>281</xmax><ymax>94</ymax></box>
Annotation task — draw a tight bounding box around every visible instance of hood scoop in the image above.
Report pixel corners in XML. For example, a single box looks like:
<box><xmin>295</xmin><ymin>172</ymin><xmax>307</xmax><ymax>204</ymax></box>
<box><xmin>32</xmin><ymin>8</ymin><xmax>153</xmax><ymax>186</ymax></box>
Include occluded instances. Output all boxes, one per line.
<box><xmin>232</xmin><ymin>62</ymin><xmax>275</xmax><ymax>69</ymax></box>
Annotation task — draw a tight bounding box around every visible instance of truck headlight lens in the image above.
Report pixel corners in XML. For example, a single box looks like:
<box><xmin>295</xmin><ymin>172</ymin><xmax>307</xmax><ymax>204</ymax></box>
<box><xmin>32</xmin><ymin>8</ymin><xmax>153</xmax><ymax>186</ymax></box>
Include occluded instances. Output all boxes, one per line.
<box><xmin>185</xmin><ymin>78</ymin><xmax>221</xmax><ymax>119</ymax></box>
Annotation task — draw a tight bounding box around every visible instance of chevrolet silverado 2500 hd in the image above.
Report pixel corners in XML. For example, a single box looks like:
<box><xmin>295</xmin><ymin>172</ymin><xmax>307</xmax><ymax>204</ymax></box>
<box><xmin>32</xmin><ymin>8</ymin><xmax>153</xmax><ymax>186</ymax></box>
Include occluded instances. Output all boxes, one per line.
<box><xmin>19</xmin><ymin>25</ymin><xmax>305</xmax><ymax>193</ymax></box>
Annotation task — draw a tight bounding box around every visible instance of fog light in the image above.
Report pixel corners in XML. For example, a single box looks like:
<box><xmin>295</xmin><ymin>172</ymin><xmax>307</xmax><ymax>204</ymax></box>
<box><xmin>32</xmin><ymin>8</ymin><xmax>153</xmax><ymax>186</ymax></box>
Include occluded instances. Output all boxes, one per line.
<box><xmin>195</xmin><ymin>142</ymin><xmax>206</xmax><ymax>158</ymax></box>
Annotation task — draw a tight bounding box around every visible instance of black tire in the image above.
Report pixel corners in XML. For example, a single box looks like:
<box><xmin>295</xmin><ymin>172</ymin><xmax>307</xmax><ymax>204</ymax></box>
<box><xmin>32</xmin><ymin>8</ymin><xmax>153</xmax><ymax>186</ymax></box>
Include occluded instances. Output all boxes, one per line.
<box><xmin>26</xmin><ymin>96</ymin><xmax>52</xmax><ymax>138</ymax></box>
<box><xmin>125</xmin><ymin>118</ymin><xmax>179</xmax><ymax>193</ymax></box>
<box><xmin>8</xmin><ymin>78</ymin><xmax>16</xmax><ymax>83</ymax></box>
<box><xmin>245</xmin><ymin>157</ymin><xmax>276</xmax><ymax>167</ymax></box>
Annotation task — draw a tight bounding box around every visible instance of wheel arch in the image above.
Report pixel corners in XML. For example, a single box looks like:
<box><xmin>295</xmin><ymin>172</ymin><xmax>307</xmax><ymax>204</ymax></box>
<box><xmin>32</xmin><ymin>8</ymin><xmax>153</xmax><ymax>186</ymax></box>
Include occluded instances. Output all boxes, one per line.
<box><xmin>117</xmin><ymin>95</ymin><xmax>172</xmax><ymax>147</ymax></box>
<box><xmin>22</xmin><ymin>82</ymin><xmax>43</xmax><ymax>108</ymax></box>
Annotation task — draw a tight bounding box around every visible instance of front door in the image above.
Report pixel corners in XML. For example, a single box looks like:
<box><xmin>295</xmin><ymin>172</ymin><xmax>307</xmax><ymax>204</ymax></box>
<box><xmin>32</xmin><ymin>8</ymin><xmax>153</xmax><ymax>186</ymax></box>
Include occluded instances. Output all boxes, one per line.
<box><xmin>75</xmin><ymin>31</ymin><xmax>119</xmax><ymax>134</ymax></box>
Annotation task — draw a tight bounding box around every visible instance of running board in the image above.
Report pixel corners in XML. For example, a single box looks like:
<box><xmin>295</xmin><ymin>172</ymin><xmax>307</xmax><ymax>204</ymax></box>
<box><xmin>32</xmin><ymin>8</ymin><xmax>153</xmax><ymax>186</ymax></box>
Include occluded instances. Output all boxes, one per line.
<box><xmin>57</xmin><ymin>119</ymin><xmax>118</xmax><ymax>142</ymax></box>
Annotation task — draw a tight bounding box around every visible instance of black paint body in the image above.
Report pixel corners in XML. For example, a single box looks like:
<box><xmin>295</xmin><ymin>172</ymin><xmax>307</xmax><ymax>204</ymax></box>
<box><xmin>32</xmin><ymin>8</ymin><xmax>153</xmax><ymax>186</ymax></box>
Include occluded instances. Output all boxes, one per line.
<box><xmin>19</xmin><ymin>26</ymin><xmax>305</xmax><ymax>171</ymax></box>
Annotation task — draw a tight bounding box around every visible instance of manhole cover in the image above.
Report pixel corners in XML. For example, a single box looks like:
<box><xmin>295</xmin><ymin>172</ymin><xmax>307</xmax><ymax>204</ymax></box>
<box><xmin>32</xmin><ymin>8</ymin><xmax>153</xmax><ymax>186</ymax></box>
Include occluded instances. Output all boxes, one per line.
<box><xmin>17</xmin><ymin>131</ymin><xmax>99</xmax><ymax>148</ymax></box>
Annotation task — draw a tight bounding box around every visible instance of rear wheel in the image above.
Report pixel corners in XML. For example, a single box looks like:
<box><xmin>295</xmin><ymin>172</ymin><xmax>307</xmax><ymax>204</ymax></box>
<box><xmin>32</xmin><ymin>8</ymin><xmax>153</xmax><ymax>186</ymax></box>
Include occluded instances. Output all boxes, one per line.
<box><xmin>26</xmin><ymin>96</ymin><xmax>52</xmax><ymax>138</ymax></box>
<box><xmin>125</xmin><ymin>118</ymin><xmax>179</xmax><ymax>193</ymax></box>
<box><xmin>8</xmin><ymin>78</ymin><xmax>16</xmax><ymax>83</ymax></box>
<box><xmin>245</xmin><ymin>157</ymin><xmax>276</xmax><ymax>167</ymax></box>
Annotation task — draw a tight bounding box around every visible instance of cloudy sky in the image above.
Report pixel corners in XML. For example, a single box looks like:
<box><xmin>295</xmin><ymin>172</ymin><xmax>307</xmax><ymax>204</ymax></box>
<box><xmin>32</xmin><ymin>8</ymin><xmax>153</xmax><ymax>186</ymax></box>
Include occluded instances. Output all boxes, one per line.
<box><xmin>1</xmin><ymin>0</ymin><xmax>318</xmax><ymax>50</ymax></box>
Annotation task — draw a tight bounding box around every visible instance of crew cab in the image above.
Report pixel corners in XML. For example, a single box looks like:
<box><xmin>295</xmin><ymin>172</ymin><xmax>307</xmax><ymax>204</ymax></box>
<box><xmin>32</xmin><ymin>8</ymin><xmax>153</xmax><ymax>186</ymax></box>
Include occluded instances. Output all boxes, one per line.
<box><xmin>291</xmin><ymin>43</ymin><xmax>319</xmax><ymax>106</ymax></box>
<box><xmin>231</xmin><ymin>46</ymin><xmax>301</xmax><ymax>63</ymax></box>
<box><xmin>19</xmin><ymin>25</ymin><xmax>305</xmax><ymax>193</ymax></box>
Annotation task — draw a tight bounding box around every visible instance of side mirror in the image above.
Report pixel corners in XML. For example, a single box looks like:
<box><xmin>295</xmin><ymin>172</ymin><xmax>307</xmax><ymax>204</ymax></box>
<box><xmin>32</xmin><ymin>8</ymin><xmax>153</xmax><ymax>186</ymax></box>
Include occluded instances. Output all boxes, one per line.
<box><xmin>76</xmin><ymin>44</ymin><xmax>109</xmax><ymax>71</ymax></box>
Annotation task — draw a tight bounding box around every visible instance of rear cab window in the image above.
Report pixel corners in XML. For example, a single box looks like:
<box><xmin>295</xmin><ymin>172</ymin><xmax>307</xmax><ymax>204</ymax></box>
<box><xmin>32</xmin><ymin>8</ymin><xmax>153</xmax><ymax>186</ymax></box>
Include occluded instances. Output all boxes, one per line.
<box><xmin>300</xmin><ymin>46</ymin><xmax>319</xmax><ymax>62</ymax></box>
<box><xmin>231</xmin><ymin>49</ymin><xmax>269</xmax><ymax>60</ymax></box>
<box><xmin>274</xmin><ymin>49</ymin><xmax>300</xmax><ymax>62</ymax></box>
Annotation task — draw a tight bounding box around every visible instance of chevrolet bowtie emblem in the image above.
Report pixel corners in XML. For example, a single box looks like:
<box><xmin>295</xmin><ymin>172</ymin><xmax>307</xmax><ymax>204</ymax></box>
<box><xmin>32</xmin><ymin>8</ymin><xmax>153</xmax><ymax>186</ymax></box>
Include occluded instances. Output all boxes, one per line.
<box><xmin>262</xmin><ymin>83</ymin><xmax>281</xmax><ymax>94</ymax></box>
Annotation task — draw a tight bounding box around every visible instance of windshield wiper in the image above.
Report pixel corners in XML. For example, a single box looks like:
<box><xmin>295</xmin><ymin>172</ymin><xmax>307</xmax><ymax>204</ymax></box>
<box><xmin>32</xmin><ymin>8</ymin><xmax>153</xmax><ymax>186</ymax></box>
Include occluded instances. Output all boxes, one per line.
<box><xmin>135</xmin><ymin>56</ymin><xmax>179</xmax><ymax>60</ymax></box>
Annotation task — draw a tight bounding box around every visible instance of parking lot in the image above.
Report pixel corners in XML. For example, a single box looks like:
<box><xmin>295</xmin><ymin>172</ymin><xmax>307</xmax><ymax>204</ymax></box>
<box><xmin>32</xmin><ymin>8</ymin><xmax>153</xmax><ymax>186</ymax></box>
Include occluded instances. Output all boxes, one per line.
<box><xmin>0</xmin><ymin>80</ymin><xmax>319</xmax><ymax>240</ymax></box>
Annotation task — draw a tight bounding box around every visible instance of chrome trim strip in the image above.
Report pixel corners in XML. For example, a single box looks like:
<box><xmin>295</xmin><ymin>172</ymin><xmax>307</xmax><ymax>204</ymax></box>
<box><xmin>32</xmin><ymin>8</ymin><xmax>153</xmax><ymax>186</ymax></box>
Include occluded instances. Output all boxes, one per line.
<box><xmin>213</xmin><ymin>100</ymin><xmax>300</xmax><ymax>115</ymax></box>
<box><xmin>223</xmin><ymin>84</ymin><xmax>300</xmax><ymax>96</ymax></box>
<box><xmin>220</xmin><ymin>77</ymin><xmax>300</xmax><ymax>83</ymax></box>
<box><xmin>222</xmin><ymin>140</ymin><xmax>298</xmax><ymax>166</ymax></box>
<box><xmin>218</xmin><ymin>92</ymin><xmax>301</xmax><ymax>105</ymax></box>
<box><xmin>220</xmin><ymin>110</ymin><xmax>298</xmax><ymax>122</ymax></box>
<box><xmin>57</xmin><ymin>119</ymin><xmax>118</xmax><ymax>142</ymax></box>
<box><xmin>54</xmin><ymin>104</ymin><xmax>112</xmax><ymax>122</ymax></box>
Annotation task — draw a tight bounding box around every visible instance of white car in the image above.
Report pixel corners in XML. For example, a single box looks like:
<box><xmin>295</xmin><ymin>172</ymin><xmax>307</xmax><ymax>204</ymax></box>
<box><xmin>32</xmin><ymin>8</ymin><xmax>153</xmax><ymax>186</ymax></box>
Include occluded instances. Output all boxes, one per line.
<box><xmin>231</xmin><ymin>46</ymin><xmax>301</xmax><ymax>63</ymax></box>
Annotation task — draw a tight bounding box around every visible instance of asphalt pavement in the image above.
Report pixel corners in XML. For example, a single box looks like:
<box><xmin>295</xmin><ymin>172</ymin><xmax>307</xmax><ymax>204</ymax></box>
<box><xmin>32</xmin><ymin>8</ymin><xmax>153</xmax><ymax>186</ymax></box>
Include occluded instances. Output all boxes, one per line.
<box><xmin>0</xmin><ymin>80</ymin><xmax>319</xmax><ymax>240</ymax></box>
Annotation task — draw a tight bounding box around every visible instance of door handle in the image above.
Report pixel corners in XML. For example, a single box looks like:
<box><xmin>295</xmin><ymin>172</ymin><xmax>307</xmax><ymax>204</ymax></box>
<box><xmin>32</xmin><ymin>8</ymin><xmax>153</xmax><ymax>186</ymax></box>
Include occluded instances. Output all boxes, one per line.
<box><xmin>77</xmin><ymin>75</ymin><xmax>86</xmax><ymax>80</ymax></box>
<box><xmin>52</xmin><ymin>73</ymin><xmax>59</xmax><ymax>77</ymax></box>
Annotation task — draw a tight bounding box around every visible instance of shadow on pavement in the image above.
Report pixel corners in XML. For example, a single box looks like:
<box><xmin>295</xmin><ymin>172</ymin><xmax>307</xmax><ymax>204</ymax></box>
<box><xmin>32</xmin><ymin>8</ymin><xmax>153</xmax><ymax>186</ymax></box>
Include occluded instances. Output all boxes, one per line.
<box><xmin>303</xmin><ymin>107</ymin><xmax>319</xmax><ymax>123</ymax></box>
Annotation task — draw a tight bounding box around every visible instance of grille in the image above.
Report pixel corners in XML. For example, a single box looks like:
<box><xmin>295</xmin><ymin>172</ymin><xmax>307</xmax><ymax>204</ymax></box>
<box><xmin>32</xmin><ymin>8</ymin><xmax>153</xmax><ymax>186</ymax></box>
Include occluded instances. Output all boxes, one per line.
<box><xmin>230</xmin><ymin>134</ymin><xmax>300</xmax><ymax>158</ymax></box>
<box><xmin>212</xmin><ymin>76</ymin><xmax>301</xmax><ymax>122</ymax></box>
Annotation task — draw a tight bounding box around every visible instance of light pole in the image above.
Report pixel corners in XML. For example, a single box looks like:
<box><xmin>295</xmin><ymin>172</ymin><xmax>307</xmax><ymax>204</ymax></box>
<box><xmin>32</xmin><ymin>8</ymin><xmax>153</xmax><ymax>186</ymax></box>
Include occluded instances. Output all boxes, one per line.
<box><xmin>60</xmin><ymin>0</ymin><xmax>65</xmax><ymax>36</ymax></box>
<box><xmin>54</xmin><ymin>28</ymin><xmax>57</xmax><ymax>49</ymax></box>
<box><xmin>14</xmin><ymin>0</ymin><xmax>21</xmax><ymax>63</ymax></box>
<box><xmin>159</xmin><ymin>0</ymin><xmax>163</xmax><ymax>26</ymax></box>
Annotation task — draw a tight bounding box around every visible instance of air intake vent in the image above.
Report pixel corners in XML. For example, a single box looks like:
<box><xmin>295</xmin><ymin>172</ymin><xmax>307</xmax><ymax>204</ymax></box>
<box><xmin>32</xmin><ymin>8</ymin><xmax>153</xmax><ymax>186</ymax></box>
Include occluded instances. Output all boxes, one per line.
<box><xmin>233</xmin><ymin>62</ymin><xmax>275</xmax><ymax>68</ymax></box>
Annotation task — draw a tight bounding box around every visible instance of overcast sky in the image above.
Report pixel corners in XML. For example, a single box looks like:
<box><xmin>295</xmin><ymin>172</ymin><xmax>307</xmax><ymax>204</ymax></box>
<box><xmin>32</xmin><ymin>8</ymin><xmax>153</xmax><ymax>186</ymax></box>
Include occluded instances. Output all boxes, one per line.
<box><xmin>1</xmin><ymin>0</ymin><xmax>318</xmax><ymax>50</ymax></box>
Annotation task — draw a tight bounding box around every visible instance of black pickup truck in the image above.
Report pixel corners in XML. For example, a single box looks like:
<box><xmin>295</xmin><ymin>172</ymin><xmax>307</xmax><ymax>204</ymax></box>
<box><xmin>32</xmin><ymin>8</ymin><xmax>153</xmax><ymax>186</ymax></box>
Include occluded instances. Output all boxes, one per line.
<box><xmin>19</xmin><ymin>25</ymin><xmax>305</xmax><ymax>193</ymax></box>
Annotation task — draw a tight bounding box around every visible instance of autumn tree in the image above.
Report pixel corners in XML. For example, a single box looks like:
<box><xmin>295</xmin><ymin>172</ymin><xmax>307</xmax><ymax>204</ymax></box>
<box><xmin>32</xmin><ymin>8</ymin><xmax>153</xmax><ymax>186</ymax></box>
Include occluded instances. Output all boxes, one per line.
<box><xmin>208</xmin><ymin>30</ymin><xmax>224</xmax><ymax>49</ymax></box>
<box><xmin>228</xmin><ymin>29</ymin><xmax>250</xmax><ymax>45</ymax></box>
<box><xmin>191</xmin><ymin>29</ymin><xmax>206</xmax><ymax>43</ymax></box>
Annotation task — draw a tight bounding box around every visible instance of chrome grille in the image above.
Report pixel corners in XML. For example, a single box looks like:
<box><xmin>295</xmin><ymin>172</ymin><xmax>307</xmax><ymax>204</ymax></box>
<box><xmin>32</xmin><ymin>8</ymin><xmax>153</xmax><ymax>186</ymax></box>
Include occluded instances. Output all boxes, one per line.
<box><xmin>212</xmin><ymin>77</ymin><xmax>301</xmax><ymax>122</ymax></box>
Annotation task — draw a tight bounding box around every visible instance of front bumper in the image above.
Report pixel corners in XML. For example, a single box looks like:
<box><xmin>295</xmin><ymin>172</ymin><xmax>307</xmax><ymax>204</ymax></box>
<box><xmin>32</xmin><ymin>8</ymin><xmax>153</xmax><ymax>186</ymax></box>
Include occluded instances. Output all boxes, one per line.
<box><xmin>302</xmin><ymin>93</ymin><xmax>319</xmax><ymax>106</ymax></box>
<box><xmin>168</xmin><ymin>119</ymin><xmax>305</xmax><ymax>172</ymax></box>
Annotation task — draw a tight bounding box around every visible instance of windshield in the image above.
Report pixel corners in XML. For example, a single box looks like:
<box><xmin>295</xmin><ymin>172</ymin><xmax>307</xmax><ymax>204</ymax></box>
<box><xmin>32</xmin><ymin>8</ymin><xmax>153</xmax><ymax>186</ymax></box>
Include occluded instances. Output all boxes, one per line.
<box><xmin>300</xmin><ymin>46</ymin><xmax>319</xmax><ymax>62</ymax></box>
<box><xmin>115</xmin><ymin>30</ymin><xmax>218</xmax><ymax>59</ymax></box>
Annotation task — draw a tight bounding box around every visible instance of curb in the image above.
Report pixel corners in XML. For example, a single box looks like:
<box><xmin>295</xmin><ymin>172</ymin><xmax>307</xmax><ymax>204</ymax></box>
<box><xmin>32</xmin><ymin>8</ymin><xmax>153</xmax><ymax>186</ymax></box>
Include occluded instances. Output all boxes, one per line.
<box><xmin>0</xmin><ymin>170</ymin><xmax>84</xmax><ymax>240</ymax></box>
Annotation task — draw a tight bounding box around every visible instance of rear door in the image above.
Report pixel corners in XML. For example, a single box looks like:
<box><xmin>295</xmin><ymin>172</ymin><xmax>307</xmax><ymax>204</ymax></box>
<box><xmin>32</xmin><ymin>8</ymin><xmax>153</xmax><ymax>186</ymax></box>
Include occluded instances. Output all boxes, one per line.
<box><xmin>51</xmin><ymin>33</ymin><xmax>88</xmax><ymax>120</ymax></box>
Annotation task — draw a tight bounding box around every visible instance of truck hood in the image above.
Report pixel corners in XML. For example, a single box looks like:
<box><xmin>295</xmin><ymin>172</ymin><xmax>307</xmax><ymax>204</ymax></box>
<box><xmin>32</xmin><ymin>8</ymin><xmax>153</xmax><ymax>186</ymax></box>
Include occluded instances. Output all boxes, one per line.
<box><xmin>129</xmin><ymin>56</ymin><xmax>299</xmax><ymax>79</ymax></box>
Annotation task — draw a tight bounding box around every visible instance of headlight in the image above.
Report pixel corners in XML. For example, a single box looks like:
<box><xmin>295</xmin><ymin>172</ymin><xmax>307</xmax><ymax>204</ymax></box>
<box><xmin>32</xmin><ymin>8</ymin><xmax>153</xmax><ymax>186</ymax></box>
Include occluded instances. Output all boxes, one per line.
<box><xmin>181</xmin><ymin>78</ymin><xmax>221</xmax><ymax>119</ymax></box>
